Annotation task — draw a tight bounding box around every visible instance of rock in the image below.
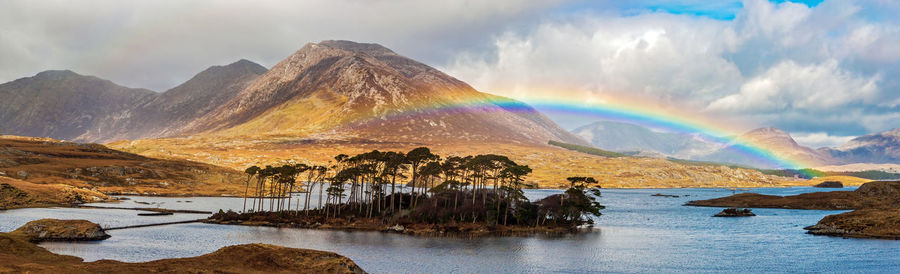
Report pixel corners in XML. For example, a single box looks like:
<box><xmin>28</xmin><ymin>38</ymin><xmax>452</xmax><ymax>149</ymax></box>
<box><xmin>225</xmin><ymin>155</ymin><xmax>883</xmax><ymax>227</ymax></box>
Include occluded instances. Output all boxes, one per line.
<box><xmin>12</xmin><ymin>219</ymin><xmax>110</xmax><ymax>242</ymax></box>
<box><xmin>804</xmin><ymin>208</ymin><xmax>900</xmax><ymax>239</ymax></box>
<box><xmin>651</xmin><ymin>193</ymin><xmax>680</xmax><ymax>198</ymax></box>
<box><xmin>713</xmin><ymin>208</ymin><xmax>755</xmax><ymax>217</ymax></box>
<box><xmin>385</xmin><ymin>224</ymin><xmax>405</xmax><ymax>233</ymax></box>
<box><xmin>814</xmin><ymin>181</ymin><xmax>843</xmax><ymax>188</ymax></box>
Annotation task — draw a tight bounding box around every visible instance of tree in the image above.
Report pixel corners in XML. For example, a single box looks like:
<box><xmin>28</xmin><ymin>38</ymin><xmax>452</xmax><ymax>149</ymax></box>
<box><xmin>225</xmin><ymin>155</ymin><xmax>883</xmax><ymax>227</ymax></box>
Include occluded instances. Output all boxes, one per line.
<box><xmin>243</xmin><ymin>166</ymin><xmax>260</xmax><ymax>213</ymax></box>
<box><xmin>406</xmin><ymin>147</ymin><xmax>439</xmax><ymax>207</ymax></box>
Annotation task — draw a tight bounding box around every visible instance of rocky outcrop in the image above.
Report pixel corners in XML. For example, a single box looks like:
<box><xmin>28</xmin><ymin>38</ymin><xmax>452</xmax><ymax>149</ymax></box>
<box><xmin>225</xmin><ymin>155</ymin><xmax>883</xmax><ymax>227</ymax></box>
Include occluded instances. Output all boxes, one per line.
<box><xmin>814</xmin><ymin>181</ymin><xmax>843</xmax><ymax>188</ymax></box>
<box><xmin>713</xmin><ymin>208</ymin><xmax>755</xmax><ymax>217</ymax></box>
<box><xmin>685</xmin><ymin>181</ymin><xmax>900</xmax><ymax>210</ymax></box>
<box><xmin>11</xmin><ymin>219</ymin><xmax>110</xmax><ymax>242</ymax></box>
<box><xmin>804</xmin><ymin>208</ymin><xmax>900</xmax><ymax>239</ymax></box>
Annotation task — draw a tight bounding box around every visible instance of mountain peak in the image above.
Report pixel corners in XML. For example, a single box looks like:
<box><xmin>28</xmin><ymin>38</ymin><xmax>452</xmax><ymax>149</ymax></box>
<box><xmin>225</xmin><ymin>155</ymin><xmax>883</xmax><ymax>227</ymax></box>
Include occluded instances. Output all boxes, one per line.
<box><xmin>34</xmin><ymin>70</ymin><xmax>79</xmax><ymax>79</ymax></box>
<box><xmin>745</xmin><ymin>127</ymin><xmax>789</xmax><ymax>137</ymax></box>
<box><xmin>315</xmin><ymin>40</ymin><xmax>397</xmax><ymax>56</ymax></box>
<box><xmin>227</xmin><ymin>59</ymin><xmax>267</xmax><ymax>72</ymax></box>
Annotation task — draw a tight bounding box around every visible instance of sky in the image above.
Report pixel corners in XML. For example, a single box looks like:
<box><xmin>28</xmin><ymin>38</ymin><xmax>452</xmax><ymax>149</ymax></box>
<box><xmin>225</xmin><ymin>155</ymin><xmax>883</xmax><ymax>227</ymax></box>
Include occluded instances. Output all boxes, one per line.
<box><xmin>0</xmin><ymin>0</ymin><xmax>897</xmax><ymax>148</ymax></box>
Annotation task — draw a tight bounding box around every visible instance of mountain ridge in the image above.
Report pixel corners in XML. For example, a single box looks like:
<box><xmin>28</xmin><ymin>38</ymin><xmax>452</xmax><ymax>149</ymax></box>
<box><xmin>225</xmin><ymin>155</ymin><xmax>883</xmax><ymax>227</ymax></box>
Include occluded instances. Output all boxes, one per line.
<box><xmin>0</xmin><ymin>60</ymin><xmax>268</xmax><ymax>142</ymax></box>
<box><xmin>180</xmin><ymin>40</ymin><xmax>588</xmax><ymax>146</ymax></box>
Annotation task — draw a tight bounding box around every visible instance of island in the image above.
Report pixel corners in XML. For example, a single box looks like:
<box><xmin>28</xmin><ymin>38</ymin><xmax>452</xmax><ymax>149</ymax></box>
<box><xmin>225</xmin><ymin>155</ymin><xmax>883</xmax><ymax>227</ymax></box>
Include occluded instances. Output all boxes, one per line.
<box><xmin>208</xmin><ymin>148</ymin><xmax>606</xmax><ymax>237</ymax></box>
<box><xmin>686</xmin><ymin>181</ymin><xmax>900</xmax><ymax>239</ymax></box>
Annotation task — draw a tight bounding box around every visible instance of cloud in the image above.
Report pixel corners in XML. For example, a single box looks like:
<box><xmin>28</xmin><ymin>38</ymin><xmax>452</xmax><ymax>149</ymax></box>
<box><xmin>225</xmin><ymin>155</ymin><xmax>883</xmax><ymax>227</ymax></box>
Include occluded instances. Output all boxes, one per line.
<box><xmin>706</xmin><ymin>59</ymin><xmax>880</xmax><ymax>112</ymax></box>
<box><xmin>0</xmin><ymin>0</ymin><xmax>896</xmax><ymax>139</ymax></box>
<box><xmin>0</xmin><ymin>0</ymin><xmax>560</xmax><ymax>91</ymax></box>
<box><xmin>792</xmin><ymin>132</ymin><xmax>855</xmax><ymax>148</ymax></box>
<box><xmin>444</xmin><ymin>0</ymin><xmax>900</xmax><ymax>136</ymax></box>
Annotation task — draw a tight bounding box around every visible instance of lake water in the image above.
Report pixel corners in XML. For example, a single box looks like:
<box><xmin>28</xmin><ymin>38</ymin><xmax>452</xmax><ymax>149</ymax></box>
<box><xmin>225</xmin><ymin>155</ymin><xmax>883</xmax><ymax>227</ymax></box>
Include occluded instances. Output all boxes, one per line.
<box><xmin>3</xmin><ymin>187</ymin><xmax>900</xmax><ymax>273</ymax></box>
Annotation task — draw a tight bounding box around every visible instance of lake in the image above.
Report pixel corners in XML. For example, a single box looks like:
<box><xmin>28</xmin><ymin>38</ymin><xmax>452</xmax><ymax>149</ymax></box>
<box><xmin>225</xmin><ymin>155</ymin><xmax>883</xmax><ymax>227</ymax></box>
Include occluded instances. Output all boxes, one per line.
<box><xmin>3</xmin><ymin>187</ymin><xmax>899</xmax><ymax>273</ymax></box>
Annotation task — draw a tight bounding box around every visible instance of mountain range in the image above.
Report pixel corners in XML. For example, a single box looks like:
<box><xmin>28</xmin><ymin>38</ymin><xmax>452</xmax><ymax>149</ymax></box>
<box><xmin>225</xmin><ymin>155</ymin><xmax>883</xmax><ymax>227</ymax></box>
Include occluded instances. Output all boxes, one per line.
<box><xmin>0</xmin><ymin>39</ymin><xmax>892</xmax><ymax>180</ymax></box>
<box><xmin>0</xmin><ymin>41</ymin><xmax>583</xmax><ymax>146</ymax></box>
<box><xmin>0</xmin><ymin>60</ymin><xmax>266</xmax><ymax>142</ymax></box>
<box><xmin>574</xmin><ymin>121</ymin><xmax>898</xmax><ymax>168</ymax></box>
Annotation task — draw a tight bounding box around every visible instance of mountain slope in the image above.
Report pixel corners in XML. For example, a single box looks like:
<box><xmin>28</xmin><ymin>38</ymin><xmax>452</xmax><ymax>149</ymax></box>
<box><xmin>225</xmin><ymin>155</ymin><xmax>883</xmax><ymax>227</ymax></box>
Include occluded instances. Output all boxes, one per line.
<box><xmin>823</xmin><ymin>128</ymin><xmax>900</xmax><ymax>164</ymax></box>
<box><xmin>0</xmin><ymin>61</ymin><xmax>267</xmax><ymax>142</ymax></box>
<box><xmin>0</xmin><ymin>70</ymin><xmax>155</xmax><ymax>141</ymax></box>
<box><xmin>572</xmin><ymin>121</ymin><xmax>720</xmax><ymax>158</ymax></box>
<box><xmin>111</xmin><ymin>59</ymin><xmax>267</xmax><ymax>141</ymax></box>
<box><xmin>182</xmin><ymin>40</ymin><xmax>587</xmax><ymax>146</ymax></box>
<box><xmin>701</xmin><ymin>127</ymin><xmax>834</xmax><ymax>168</ymax></box>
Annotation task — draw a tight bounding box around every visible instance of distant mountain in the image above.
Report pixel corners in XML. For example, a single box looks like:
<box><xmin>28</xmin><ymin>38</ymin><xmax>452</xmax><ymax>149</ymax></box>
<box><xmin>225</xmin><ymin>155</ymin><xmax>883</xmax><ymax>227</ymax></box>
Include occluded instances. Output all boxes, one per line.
<box><xmin>823</xmin><ymin>128</ymin><xmax>900</xmax><ymax>164</ymax></box>
<box><xmin>0</xmin><ymin>70</ymin><xmax>155</xmax><ymax>141</ymax></box>
<box><xmin>115</xmin><ymin>59</ymin><xmax>267</xmax><ymax>140</ymax></box>
<box><xmin>182</xmin><ymin>40</ymin><xmax>587</xmax><ymax>145</ymax></box>
<box><xmin>0</xmin><ymin>60</ymin><xmax>267</xmax><ymax>142</ymax></box>
<box><xmin>571</xmin><ymin>121</ymin><xmax>720</xmax><ymax>158</ymax></box>
<box><xmin>573</xmin><ymin>122</ymin><xmax>844</xmax><ymax>169</ymax></box>
<box><xmin>701</xmin><ymin>127</ymin><xmax>834</xmax><ymax>168</ymax></box>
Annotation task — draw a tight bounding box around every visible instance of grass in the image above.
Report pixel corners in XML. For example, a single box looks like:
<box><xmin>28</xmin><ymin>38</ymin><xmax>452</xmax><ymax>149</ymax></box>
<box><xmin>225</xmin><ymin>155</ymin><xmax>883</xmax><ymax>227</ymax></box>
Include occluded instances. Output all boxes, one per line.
<box><xmin>547</xmin><ymin>140</ymin><xmax>627</xmax><ymax>158</ymax></box>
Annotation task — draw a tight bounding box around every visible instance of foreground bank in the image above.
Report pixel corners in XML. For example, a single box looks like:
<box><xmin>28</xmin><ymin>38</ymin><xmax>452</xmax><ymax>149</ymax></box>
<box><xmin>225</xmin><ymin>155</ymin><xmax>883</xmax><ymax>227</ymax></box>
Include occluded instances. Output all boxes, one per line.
<box><xmin>0</xmin><ymin>219</ymin><xmax>366</xmax><ymax>273</ymax></box>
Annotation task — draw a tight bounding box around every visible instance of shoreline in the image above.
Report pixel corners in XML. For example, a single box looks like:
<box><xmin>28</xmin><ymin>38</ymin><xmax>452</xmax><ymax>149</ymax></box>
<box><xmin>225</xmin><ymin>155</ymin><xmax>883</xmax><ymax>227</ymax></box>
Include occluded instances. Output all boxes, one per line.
<box><xmin>205</xmin><ymin>218</ymin><xmax>591</xmax><ymax>238</ymax></box>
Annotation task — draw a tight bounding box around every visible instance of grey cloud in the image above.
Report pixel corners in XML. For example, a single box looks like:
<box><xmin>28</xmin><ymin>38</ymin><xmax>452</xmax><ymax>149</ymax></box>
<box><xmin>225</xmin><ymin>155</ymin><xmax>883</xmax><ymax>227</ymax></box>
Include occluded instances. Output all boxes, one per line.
<box><xmin>0</xmin><ymin>0</ymin><xmax>560</xmax><ymax>91</ymax></box>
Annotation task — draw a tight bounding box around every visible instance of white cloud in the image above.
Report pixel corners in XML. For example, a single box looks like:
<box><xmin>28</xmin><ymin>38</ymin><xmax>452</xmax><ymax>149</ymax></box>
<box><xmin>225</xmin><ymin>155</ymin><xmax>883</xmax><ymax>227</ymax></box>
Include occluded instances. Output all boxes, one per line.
<box><xmin>792</xmin><ymin>132</ymin><xmax>855</xmax><ymax>149</ymax></box>
<box><xmin>444</xmin><ymin>0</ymin><xmax>900</xmax><ymax>135</ymax></box>
<box><xmin>706</xmin><ymin>59</ymin><xmax>880</xmax><ymax>112</ymax></box>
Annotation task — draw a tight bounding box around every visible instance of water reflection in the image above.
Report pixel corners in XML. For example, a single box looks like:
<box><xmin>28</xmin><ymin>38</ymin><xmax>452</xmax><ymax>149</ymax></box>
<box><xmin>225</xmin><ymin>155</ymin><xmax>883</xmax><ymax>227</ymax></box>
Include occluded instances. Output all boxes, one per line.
<box><xmin>4</xmin><ymin>187</ymin><xmax>900</xmax><ymax>273</ymax></box>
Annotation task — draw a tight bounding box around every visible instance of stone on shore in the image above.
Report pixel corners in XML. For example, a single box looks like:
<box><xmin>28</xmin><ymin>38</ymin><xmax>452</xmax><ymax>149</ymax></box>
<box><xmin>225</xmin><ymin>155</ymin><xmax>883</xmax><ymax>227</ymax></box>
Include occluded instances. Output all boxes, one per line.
<box><xmin>11</xmin><ymin>219</ymin><xmax>110</xmax><ymax>242</ymax></box>
<box><xmin>713</xmin><ymin>208</ymin><xmax>755</xmax><ymax>217</ymax></box>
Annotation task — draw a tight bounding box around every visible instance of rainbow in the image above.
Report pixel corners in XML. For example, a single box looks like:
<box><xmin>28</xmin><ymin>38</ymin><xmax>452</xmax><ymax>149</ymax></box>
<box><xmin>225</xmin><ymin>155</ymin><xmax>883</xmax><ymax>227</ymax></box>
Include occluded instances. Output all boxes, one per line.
<box><xmin>351</xmin><ymin>91</ymin><xmax>815</xmax><ymax>172</ymax></box>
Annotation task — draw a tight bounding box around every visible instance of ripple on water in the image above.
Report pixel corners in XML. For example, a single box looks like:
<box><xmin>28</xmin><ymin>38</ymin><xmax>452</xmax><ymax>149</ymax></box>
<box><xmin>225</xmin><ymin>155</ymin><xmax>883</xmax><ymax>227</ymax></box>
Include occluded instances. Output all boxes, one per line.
<box><xmin>3</xmin><ymin>187</ymin><xmax>900</xmax><ymax>273</ymax></box>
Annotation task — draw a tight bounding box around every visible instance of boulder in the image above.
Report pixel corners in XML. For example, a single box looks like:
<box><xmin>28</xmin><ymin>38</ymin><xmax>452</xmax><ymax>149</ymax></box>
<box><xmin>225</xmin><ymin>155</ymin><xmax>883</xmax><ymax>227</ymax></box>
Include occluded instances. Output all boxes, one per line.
<box><xmin>385</xmin><ymin>224</ymin><xmax>405</xmax><ymax>233</ymax></box>
<box><xmin>814</xmin><ymin>181</ymin><xmax>843</xmax><ymax>188</ymax></box>
<box><xmin>713</xmin><ymin>208</ymin><xmax>755</xmax><ymax>217</ymax></box>
<box><xmin>12</xmin><ymin>219</ymin><xmax>110</xmax><ymax>242</ymax></box>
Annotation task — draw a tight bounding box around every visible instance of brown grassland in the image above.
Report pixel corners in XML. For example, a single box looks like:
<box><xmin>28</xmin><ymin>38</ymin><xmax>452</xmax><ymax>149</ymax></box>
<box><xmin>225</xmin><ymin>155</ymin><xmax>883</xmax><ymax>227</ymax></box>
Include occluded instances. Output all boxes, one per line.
<box><xmin>108</xmin><ymin>134</ymin><xmax>805</xmax><ymax>189</ymax></box>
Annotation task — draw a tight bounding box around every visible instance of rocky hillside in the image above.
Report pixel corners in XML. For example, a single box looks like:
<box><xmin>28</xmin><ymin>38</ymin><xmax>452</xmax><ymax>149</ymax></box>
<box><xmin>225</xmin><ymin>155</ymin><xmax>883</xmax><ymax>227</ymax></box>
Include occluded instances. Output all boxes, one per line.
<box><xmin>181</xmin><ymin>40</ymin><xmax>587</xmax><ymax>146</ymax></box>
<box><xmin>701</xmin><ymin>127</ymin><xmax>833</xmax><ymax>168</ymax></box>
<box><xmin>0</xmin><ymin>135</ymin><xmax>244</xmax><ymax>196</ymax></box>
<box><xmin>110</xmin><ymin>59</ymin><xmax>267</xmax><ymax>141</ymax></box>
<box><xmin>0</xmin><ymin>70</ymin><xmax>155</xmax><ymax>142</ymax></box>
<box><xmin>0</xmin><ymin>60</ymin><xmax>267</xmax><ymax>143</ymax></box>
<box><xmin>823</xmin><ymin>128</ymin><xmax>900</xmax><ymax>164</ymax></box>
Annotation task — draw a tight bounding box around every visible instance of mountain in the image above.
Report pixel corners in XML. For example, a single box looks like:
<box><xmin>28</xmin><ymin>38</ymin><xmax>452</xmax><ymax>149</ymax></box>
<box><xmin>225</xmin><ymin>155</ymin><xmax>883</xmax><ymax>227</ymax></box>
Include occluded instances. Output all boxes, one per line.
<box><xmin>702</xmin><ymin>127</ymin><xmax>834</xmax><ymax>168</ymax></box>
<box><xmin>572</xmin><ymin>121</ymin><xmax>720</xmax><ymax>158</ymax></box>
<box><xmin>823</xmin><ymin>128</ymin><xmax>900</xmax><ymax>164</ymax></box>
<box><xmin>181</xmin><ymin>40</ymin><xmax>586</xmax><ymax>145</ymax></box>
<box><xmin>0</xmin><ymin>60</ymin><xmax>267</xmax><ymax>142</ymax></box>
<box><xmin>110</xmin><ymin>59</ymin><xmax>267</xmax><ymax>141</ymax></box>
<box><xmin>0</xmin><ymin>70</ymin><xmax>155</xmax><ymax>141</ymax></box>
